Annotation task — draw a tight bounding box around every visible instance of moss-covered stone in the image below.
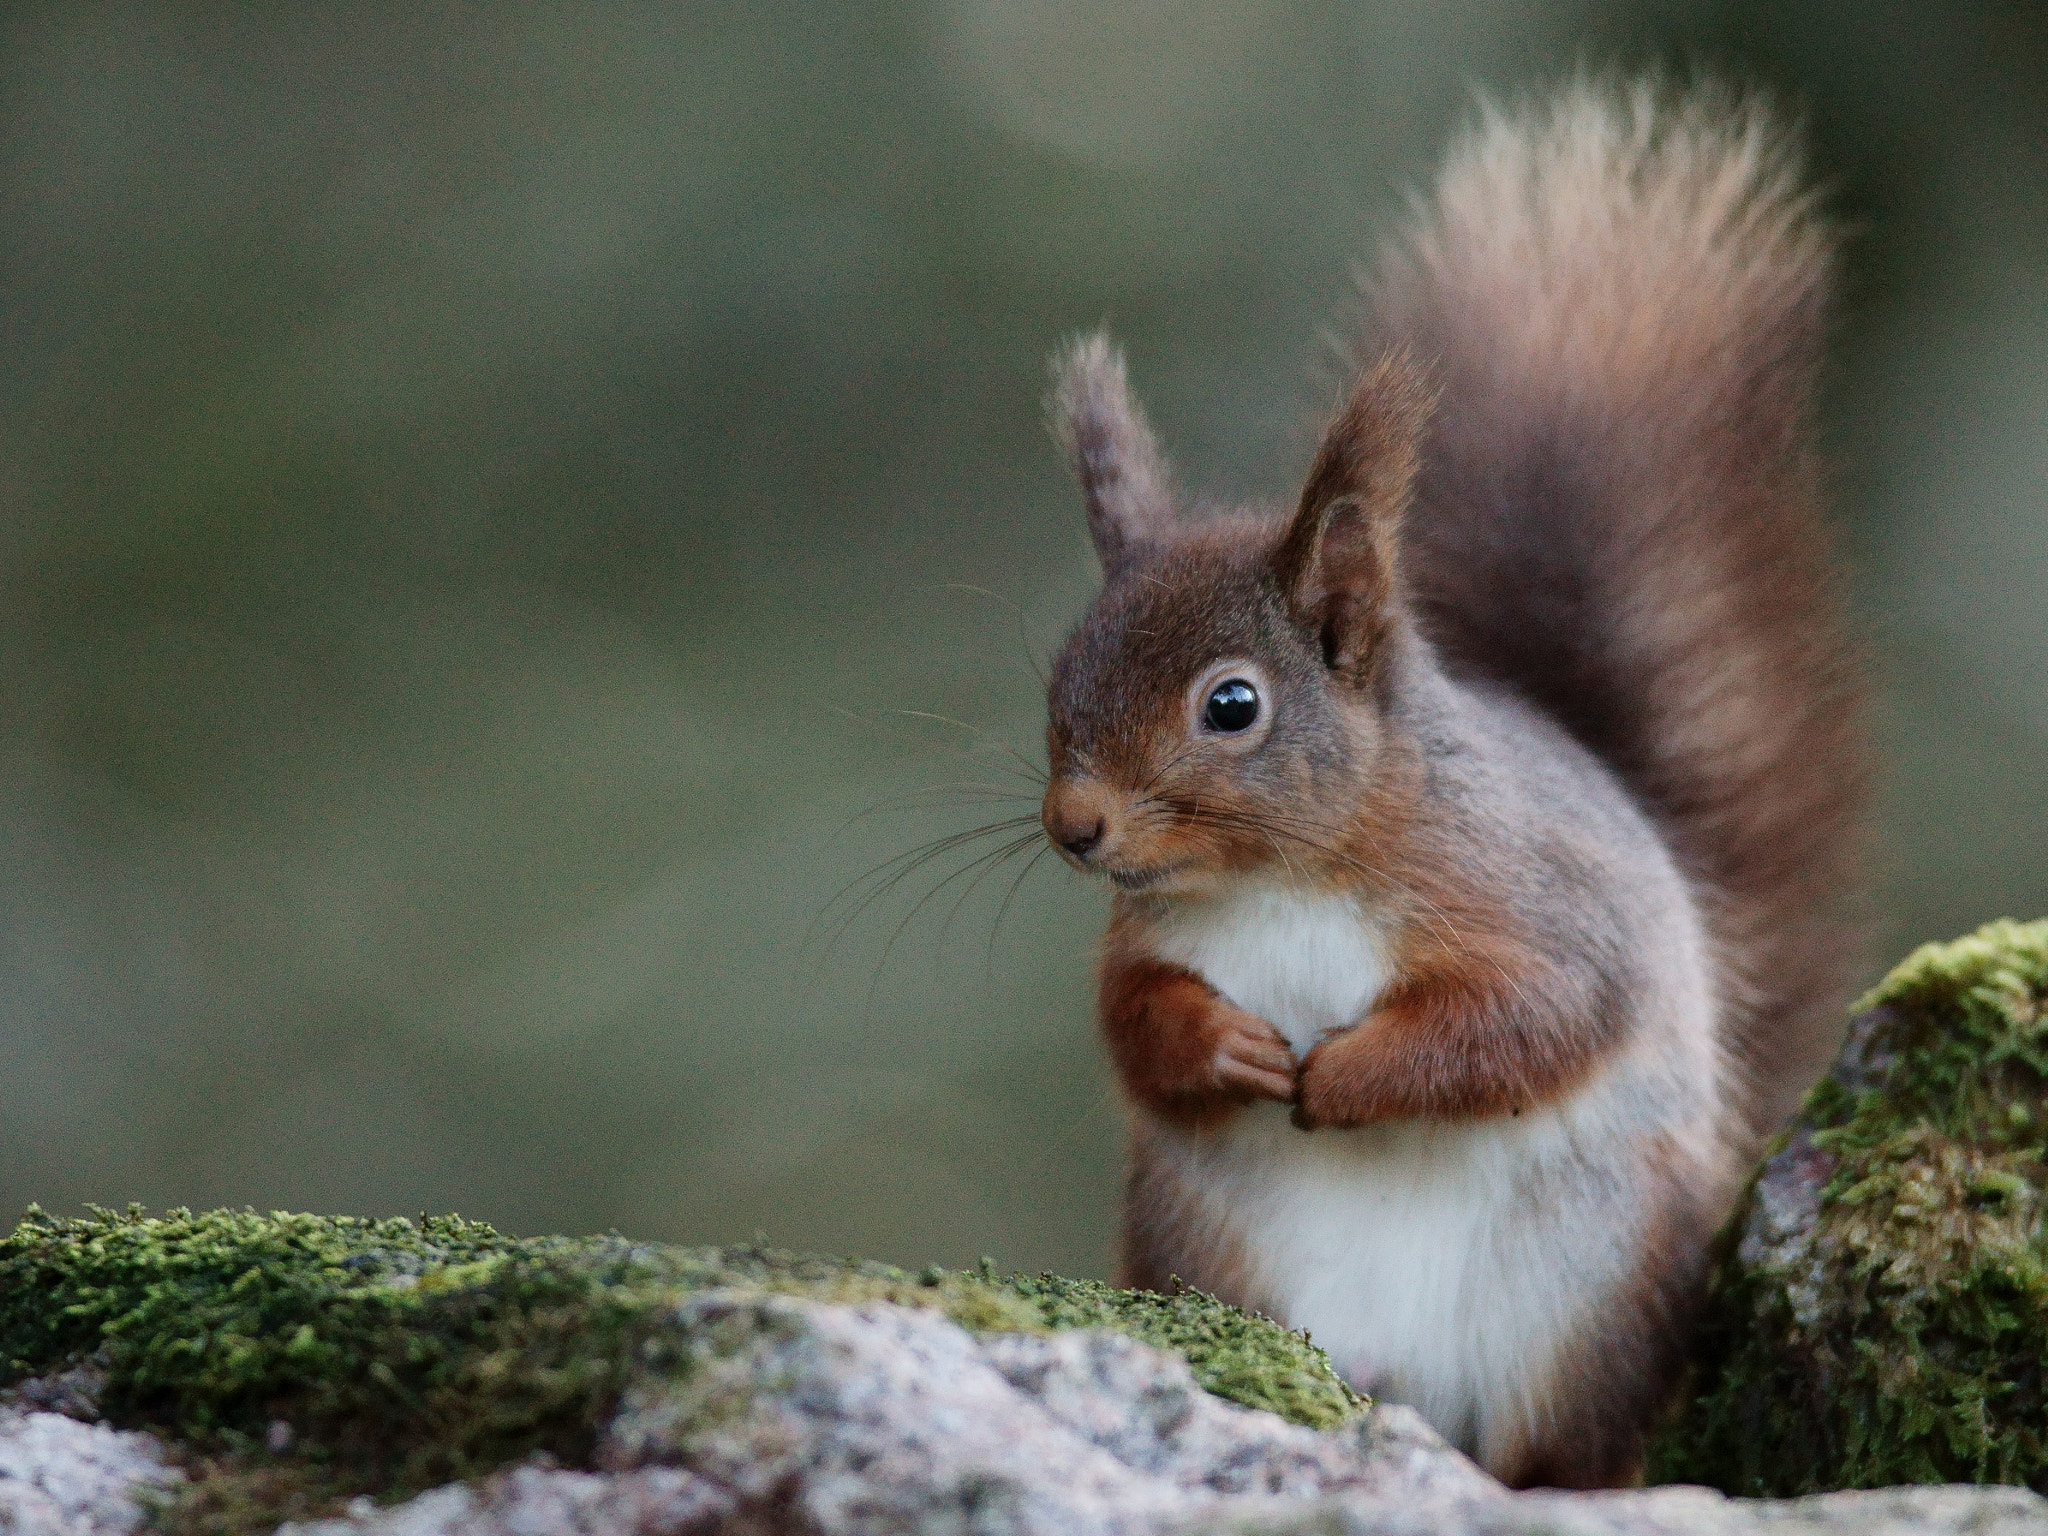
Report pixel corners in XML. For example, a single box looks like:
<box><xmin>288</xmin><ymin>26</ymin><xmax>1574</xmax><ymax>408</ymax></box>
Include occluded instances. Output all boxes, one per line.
<box><xmin>995</xmin><ymin>1269</ymin><xmax>1367</xmax><ymax>1429</ymax></box>
<box><xmin>0</xmin><ymin>1206</ymin><xmax>1362</xmax><ymax>1534</ymax></box>
<box><xmin>1650</xmin><ymin>918</ymin><xmax>2048</xmax><ymax>1495</ymax></box>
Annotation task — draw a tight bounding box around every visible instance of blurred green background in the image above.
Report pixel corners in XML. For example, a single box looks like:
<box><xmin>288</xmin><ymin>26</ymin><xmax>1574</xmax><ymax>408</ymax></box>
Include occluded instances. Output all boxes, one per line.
<box><xmin>1</xmin><ymin>2</ymin><xmax>2042</xmax><ymax>1278</ymax></box>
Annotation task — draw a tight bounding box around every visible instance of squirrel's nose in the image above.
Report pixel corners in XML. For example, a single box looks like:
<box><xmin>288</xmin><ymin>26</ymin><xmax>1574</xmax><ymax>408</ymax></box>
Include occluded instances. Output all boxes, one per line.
<box><xmin>1056</xmin><ymin>816</ymin><xmax>1105</xmax><ymax>860</ymax></box>
<box><xmin>1043</xmin><ymin>783</ymin><xmax>1112</xmax><ymax>864</ymax></box>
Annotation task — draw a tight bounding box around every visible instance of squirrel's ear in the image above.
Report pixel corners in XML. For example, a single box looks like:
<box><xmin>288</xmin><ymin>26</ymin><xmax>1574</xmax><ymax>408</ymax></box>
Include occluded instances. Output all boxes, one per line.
<box><xmin>1047</xmin><ymin>333</ymin><xmax>1176</xmax><ymax>574</ymax></box>
<box><xmin>1273</xmin><ymin>351</ymin><xmax>1433</xmax><ymax>679</ymax></box>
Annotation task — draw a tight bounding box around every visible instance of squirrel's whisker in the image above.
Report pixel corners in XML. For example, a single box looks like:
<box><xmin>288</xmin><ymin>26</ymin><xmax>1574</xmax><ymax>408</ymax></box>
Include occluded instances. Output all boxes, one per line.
<box><xmin>938</xmin><ymin>581</ymin><xmax>1051</xmax><ymax>692</ymax></box>
<box><xmin>886</xmin><ymin>708</ymin><xmax>1050</xmax><ymax>787</ymax></box>
<box><xmin>987</xmin><ymin>842</ymin><xmax>1057</xmax><ymax>975</ymax></box>
<box><xmin>806</xmin><ymin>815</ymin><xmax>1043</xmax><ymax>968</ymax></box>
<box><xmin>937</xmin><ymin>830</ymin><xmax>1047</xmax><ymax>951</ymax></box>
<box><xmin>864</xmin><ymin>830</ymin><xmax>1044</xmax><ymax>1006</ymax></box>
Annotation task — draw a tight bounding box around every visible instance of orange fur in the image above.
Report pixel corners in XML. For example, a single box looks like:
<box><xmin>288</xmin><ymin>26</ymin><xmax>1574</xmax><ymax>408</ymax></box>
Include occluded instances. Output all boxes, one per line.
<box><xmin>1098</xmin><ymin>940</ymin><xmax>1295</xmax><ymax>1129</ymax></box>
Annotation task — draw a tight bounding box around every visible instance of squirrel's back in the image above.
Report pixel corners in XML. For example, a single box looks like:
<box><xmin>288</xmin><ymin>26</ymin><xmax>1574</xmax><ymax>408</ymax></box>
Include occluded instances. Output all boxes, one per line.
<box><xmin>1367</xmin><ymin>79</ymin><xmax>1869</xmax><ymax>1140</ymax></box>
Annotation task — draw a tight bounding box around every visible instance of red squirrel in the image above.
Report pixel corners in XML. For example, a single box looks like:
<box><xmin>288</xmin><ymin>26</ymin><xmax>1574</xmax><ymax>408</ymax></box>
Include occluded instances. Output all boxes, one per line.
<box><xmin>1036</xmin><ymin>80</ymin><xmax>1867</xmax><ymax>1488</ymax></box>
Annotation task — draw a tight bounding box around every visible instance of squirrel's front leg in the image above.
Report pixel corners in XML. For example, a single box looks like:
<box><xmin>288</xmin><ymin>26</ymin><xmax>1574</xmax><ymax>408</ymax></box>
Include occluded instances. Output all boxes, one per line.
<box><xmin>1293</xmin><ymin>954</ymin><xmax>1618</xmax><ymax>1129</ymax></box>
<box><xmin>1100</xmin><ymin>954</ymin><xmax>1296</xmax><ymax>1127</ymax></box>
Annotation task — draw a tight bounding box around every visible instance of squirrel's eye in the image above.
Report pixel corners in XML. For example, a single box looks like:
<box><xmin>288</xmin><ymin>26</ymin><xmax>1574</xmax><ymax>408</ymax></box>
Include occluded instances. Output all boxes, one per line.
<box><xmin>1204</xmin><ymin>679</ymin><xmax>1260</xmax><ymax>733</ymax></box>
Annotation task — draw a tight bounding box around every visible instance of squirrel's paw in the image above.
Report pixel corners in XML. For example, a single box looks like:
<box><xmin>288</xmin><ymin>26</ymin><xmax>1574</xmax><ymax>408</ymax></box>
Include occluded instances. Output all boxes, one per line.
<box><xmin>1211</xmin><ymin>1005</ymin><xmax>1297</xmax><ymax>1103</ymax></box>
<box><xmin>1290</xmin><ymin>1036</ymin><xmax>1365</xmax><ymax>1131</ymax></box>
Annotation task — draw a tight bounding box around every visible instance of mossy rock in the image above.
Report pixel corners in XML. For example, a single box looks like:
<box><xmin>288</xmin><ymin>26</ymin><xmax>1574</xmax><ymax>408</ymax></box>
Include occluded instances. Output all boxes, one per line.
<box><xmin>1650</xmin><ymin>918</ymin><xmax>2048</xmax><ymax>1494</ymax></box>
<box><xmin>0</xmin><ymin>1206</ymin><xmax>1363</xmax><ymax>1533</ymax></box>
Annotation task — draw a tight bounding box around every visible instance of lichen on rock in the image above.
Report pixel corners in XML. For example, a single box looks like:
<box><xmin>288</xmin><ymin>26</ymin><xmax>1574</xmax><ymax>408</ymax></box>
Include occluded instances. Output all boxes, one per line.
<box><xmin>0</xmin><ymin>1206</ymin><xmax>1360</xmax><ymax>1533</ymax></box>
<box><xmin>1651</xmin><ymin>918</ymin><xmax>2048</xmax><ymax>1495</ymax></box>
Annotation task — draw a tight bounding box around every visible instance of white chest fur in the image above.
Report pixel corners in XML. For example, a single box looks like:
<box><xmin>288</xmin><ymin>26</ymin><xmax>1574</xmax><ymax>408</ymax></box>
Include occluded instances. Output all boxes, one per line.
<box><xmin>1147</xmin><ymin>884</ymin><xmax>1393</xmax><ymax>1056</ymax></box>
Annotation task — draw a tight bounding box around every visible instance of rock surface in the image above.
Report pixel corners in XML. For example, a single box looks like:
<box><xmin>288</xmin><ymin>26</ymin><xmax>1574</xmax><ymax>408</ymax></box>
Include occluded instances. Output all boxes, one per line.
<box><xmin>0</xmin><ymin>1208</ymin><xmax>1361</xmax><ymax>1530</ymax></box>
<box><xmin>0</xmin><ymin>1409</ymin><xmax>179</xmax><ymax>1536</ymax></box>
<box><xmin>9</xmin><ymin>1292</ymin><xmax>2046</xmax><ymax>1536</ymax></box>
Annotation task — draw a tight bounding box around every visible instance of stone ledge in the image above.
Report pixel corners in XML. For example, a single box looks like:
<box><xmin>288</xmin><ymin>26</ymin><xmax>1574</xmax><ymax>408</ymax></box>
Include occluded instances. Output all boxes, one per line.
<box><xmin>6</xmin><ymin>1294</ymin><xmax>2045</xmax><ymax>1535</ymax></box>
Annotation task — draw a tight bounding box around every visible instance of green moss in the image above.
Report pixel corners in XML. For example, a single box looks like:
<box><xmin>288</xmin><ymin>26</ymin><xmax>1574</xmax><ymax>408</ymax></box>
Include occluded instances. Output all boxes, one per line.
<box><xmin>1650</xmin><ymin>918</ymin><xmax>2048</xmax><ymax>1494</ymax></box>
<box><xmin>999</xmin><ymin>1269</ymin><xmax>1365</xmax><ymax>1429</ymax></box>
<box><xmin>0</xmin><ymin>1206</ymin><xmax>1361</xmax><ymax>1534</ymax></box>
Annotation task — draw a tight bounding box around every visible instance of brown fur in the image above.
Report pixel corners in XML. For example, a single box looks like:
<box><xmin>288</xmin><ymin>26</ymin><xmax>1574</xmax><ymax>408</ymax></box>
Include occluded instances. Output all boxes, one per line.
<box><xmin>1366</xmin><ymin>80</ymin><xmax>1870</xmax><ymax>1142</ymax></box>
<box><xmin>1271</xmin><ymin>352</ymin><xmax>1434</xmax><ymax>685</ymax></box>
<box><xmin>1098</xmin><ymin>944</ymin><xmax>1295</xmax><ymax>1128</ymax></box>
<box><xmin>1034</xmin><ymin>77</ymin><xmax>1867</xmax><ymax>1487</ymax></box>
<box><xmin>1118</xmin><ymin>1137</ymin><xmax>1279</xmax><ymax>1312</ymax></box>
<box><xmin>1047</xmin><ymin>333</ymin><xmax>1178</xmax><ymax>575</ymax></box>
<box><xmin>1298</xmin><ymin>781</ymin><xmax>1643</xmax><ymax>1128</ymax></box>
<box><xmin>1294</xmin><ymin>932</ymin><xmax>1616</xmax><ymax>1127</ymax></box>
<box><xmin>1503</xmin><ymin>1137</ymin><xmax>1725</xmax><ymax>1489</ymax></box>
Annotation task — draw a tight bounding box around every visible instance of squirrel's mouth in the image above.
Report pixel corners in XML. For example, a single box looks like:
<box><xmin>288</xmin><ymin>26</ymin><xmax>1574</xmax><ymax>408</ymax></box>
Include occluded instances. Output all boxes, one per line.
<box><xmin>1106</xmin><ymin>862</ymin><xmax>1188</xmax><ymax>893</ymax></box>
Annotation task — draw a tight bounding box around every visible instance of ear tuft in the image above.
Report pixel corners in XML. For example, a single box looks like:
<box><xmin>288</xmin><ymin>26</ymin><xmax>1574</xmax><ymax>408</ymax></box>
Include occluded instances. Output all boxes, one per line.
<box><xmin>1047</xmin><ymin>333</ymin><xmax>1176</xmax><ymax>572</ymax></box>
<box><xmin>1273</xmin><ymin>351</ymin><xmax>1435</xmax><ymax>679</ymax></box>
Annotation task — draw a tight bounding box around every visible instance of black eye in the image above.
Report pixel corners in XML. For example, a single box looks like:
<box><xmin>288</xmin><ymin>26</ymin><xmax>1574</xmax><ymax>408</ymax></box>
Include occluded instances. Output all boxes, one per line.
<box><xmin>1204</xmin><ymin>679</ymin><xmax>1260</xmax><ymax>733</ymax></box>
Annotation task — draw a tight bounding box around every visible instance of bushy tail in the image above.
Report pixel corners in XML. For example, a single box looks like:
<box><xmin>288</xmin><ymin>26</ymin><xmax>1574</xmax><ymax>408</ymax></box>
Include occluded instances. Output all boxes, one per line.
<box><xmin>1368</xmin><ymin>78</ymin><xmax>1869</xmax><ymax>1140</ymax></box>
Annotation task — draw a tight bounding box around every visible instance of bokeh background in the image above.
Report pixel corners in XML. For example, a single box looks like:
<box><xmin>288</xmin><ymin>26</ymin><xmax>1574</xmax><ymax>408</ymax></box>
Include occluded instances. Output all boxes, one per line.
<box><xmin>2</xmin><ymin>2</ymin><xmax>2043</xmax><ymax>1278</ymax></box>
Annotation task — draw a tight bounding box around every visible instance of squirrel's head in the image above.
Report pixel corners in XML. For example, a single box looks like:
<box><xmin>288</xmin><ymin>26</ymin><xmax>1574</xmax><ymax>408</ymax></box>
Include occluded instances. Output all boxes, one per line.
<box><xmin>1039</xmin><ymin>333</ymin><xmax>1433</xmax><ymax>899</ymax></box>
